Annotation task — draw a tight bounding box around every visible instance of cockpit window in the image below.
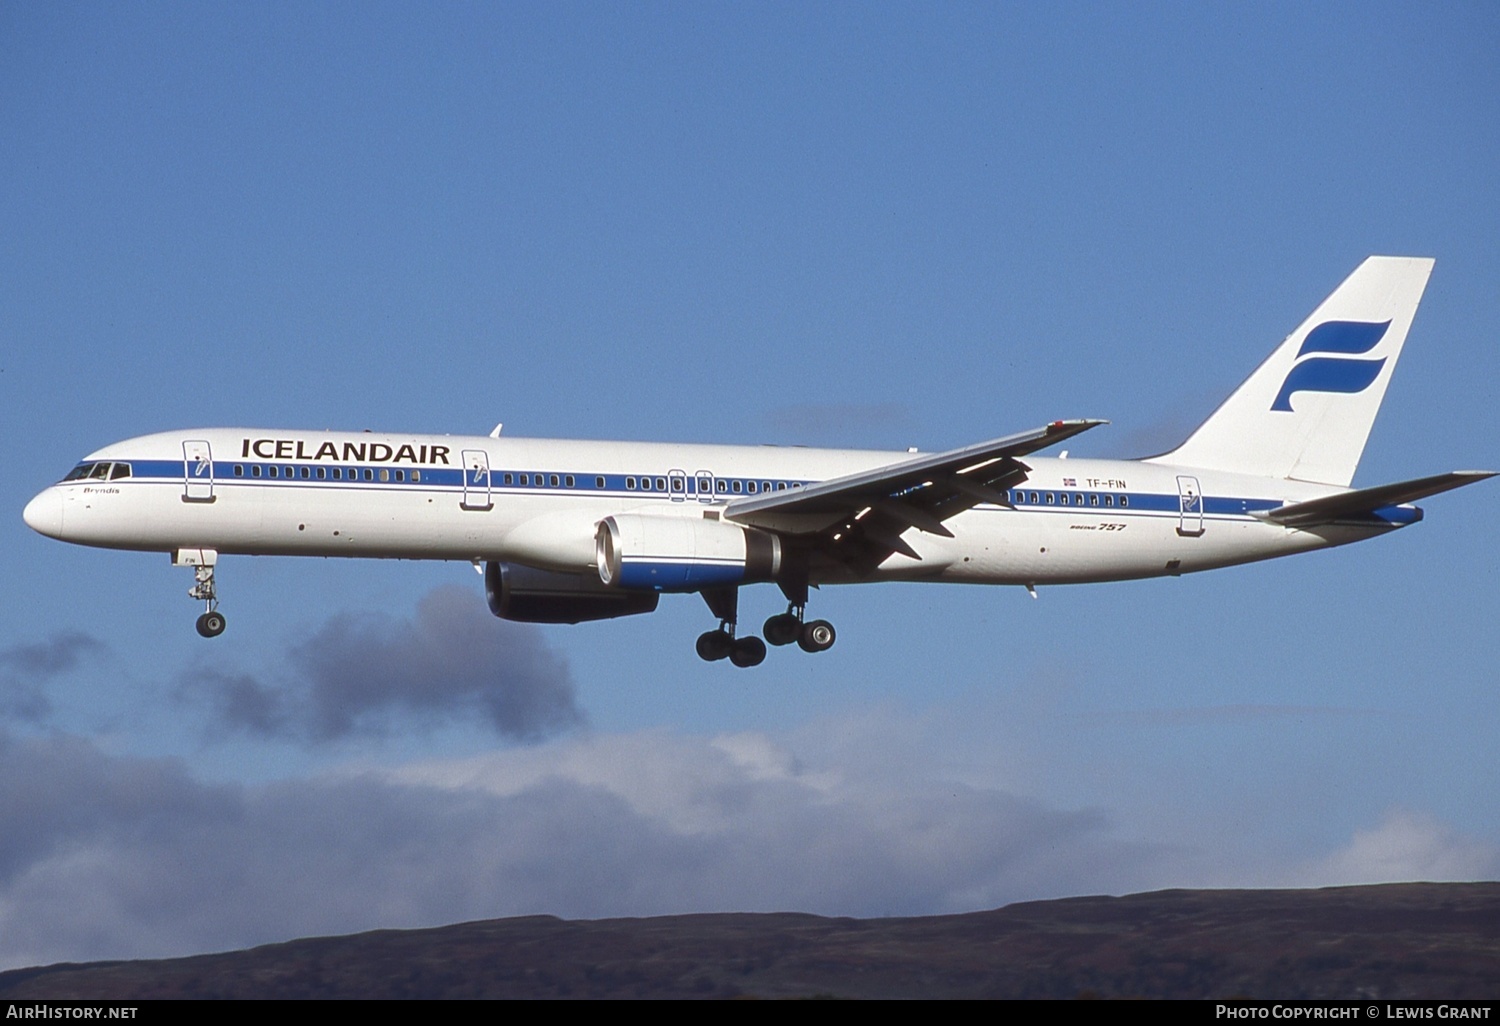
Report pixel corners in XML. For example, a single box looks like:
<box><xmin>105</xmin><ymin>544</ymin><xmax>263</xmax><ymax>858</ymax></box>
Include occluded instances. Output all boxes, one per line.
<box><xmin>109</xmin><ymin>463</ymin><xmax>131</xmax><ymax>480</ymax></box>
<box><xmin>88</xmin><ymin>463</ymin><xmax>112</xmax><ymax>480</ymax></box>
<box><xmin>63</xmin><ymin>464</ymin><xmax>94</xmax><ymax>481</ymax></box>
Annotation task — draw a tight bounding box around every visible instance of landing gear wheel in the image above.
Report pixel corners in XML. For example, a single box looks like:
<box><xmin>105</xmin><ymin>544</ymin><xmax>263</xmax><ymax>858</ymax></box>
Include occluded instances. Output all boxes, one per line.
<box><xmin>763</xmin><ymin>612</ymin><xmax>801</xmax><ymax>647</ymax></box>
<box><xmin>730</xmin><ymin>636</ymin><xmax>767</xmax><ymax>668</ymax></box>
<box><xmin>196</xmin><ymin>611</ymin><xmax>226</xmax><ymax>638</ymax></box>
<box><xmin>696</xmin><ymin>629</ymin><xmax>733</xmax><ymax>662</ymax></box>
<box><xmin>798</xmin><ymin>619</ymin><xmax>835</xmax><ymax>653</ymax></box>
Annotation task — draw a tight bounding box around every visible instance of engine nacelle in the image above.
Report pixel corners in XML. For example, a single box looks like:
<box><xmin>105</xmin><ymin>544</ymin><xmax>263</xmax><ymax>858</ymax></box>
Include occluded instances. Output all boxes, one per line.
<box><xmin>595</xmin><ymin>514</ymin><xmax>782</xmax><ymax>592</ymax></box>
<box><xmin>485</xmin><ymin>561</ymin><xmax>659</xmax><ymax>623</ymax></box>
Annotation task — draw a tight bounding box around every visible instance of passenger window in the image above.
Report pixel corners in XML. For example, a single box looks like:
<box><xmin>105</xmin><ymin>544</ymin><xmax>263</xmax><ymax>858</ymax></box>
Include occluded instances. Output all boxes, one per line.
<box><xmin>252</xmin><ymin>465</ymin><xmax>262</xmax><ymax>478</ymax></box>
<box><xmin>565</xmin><ymin>475</ymin><xmax>575</xmax><ymax>488</ymax></box>
<box><xmin>269</xmin><ymin>466</ymin><xmax>279</xmax><ymax>479</ymax></box>
<box><xmin>748</xmin><ymin>481</ymin><xmax>758</xmax><ymax>494</ymax></box>
<box><xmin>596</xmin><ymin>476</ymin><xmax>605</xmax><ymax>488</ymax></box>
<box><xmin>1045</xmin><ymin>493</ymin><xmax>1055</xmax><ymax>504</ymax></box>
<box><xmin>363</xmin><ymin>469</ymin><xmax>374</xmax><ymax>481</ymax></box>
<box><xmin>717</xmin><ymin>480</ymin><xmax>728</xmax><ymax>493</ymax></box>
<box><xmin>394</xmin><ymin>470</ymin><xmax>405</xmax><ymax>482</ymax></box>
<box><xmin>626</xmin><ymin>477</ymin><xmax>635</xmax><ymax>490</ymax></box>
<box><xmin>379</xmin><ymin>469</ymin><xmax>389</xmax><ymax>482</ymax></box>
<box><xmin>551</xmin><ymin>474</ymin><xmax>560</xmax><ymax>487</ymax></box>
<box><xmin>316</xmin><ymin>467</ymin><xmax>326</xmax><ymax>480</ymax></box>
<box><xmin>1090</xmin><ymin>494</ymin><xmax>1099</xmax><ymax>506</ymax></box>
<box><xmin>331</xmin><ymin>468</ymin><xmax>341</xmax><ymax>480</ymax></box>
<box><xmin>301</xmin><ymin>467</ymin><xmax>310</xmax><ymax>479</ymax></box>
<box><xmin>1120</xmin><ymin>495</ymin><xmax>1129</xmax><ymax>508</ymax></box>
<box><xmin>670</xmin><ymin>476</ymin><xmax>683</xmax><ymax>491</ymax></box>
<box><xmin>411</xmin><ymin>470</ymin><xmax>420</xmax><ymax>483</ymax></box>
<box><xmin>1104</xmin><ymin>494</ymin><xmax>1113</xmax><ymax>507</ymax></box>
<box><xmin>1059</xmin><ymin>494</ymin><xmax>1069</xmax><ymax>506</ymax></box>
<box><xmin>234</xmin><ymin>465</ymin><xmax>245</xmax><ymax>478</ymax></box>
<box><xmin>655</xmin><ymin>477</ymin><xmax>666</xmax><ymax>491</ymax></box>
<box><xmin>1030</xmin><ymin>492</ymin><xmax>1039</xmax><ymax>503</ymax></box>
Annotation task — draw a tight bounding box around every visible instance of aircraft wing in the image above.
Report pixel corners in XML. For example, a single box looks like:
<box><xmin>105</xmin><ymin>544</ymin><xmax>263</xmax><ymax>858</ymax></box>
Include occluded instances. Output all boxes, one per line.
<box><xmin>1262</xmin><ymin>470</ymin><xmax>1496</xmax><ymax>528</ymax></box>
<box><xmin>725</xmin><ymin>419</ymin><xmax>1106</xmax><ymax>565</ymax></box>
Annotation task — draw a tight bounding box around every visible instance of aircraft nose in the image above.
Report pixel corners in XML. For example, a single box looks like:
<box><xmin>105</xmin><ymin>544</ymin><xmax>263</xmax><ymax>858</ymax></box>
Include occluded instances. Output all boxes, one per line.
<box><xmin>22</xmin><ymin>488</ymin><xmax>64</xmax><ymax>539</ymax></box>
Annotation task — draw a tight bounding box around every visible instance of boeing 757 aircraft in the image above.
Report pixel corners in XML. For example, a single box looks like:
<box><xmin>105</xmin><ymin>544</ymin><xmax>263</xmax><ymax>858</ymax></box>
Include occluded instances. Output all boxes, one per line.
<box><xmin>23</xmin><ymin>257</ymin><xmax>1493</xmax><ymax>667</ymax></box>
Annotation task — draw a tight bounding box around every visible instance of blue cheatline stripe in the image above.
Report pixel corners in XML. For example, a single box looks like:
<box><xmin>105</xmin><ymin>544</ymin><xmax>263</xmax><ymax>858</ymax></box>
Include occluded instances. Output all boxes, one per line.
<box><xmin>63</xmin><ymin>460</ymin><xmax>818</xmax><ymax>497</ymax></box>
<box><xmin>63</xmin><ymin>460</ymin><xmax>1408</xmax><ymax>527</ymax></box>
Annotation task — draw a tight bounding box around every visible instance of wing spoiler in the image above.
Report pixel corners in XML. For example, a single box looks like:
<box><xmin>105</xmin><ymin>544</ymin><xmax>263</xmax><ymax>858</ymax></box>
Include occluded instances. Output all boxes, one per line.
<box><xmin>1260</xmin><ymin>470</ymin><xmax>1495</xmax><ymax>528</ymax></box>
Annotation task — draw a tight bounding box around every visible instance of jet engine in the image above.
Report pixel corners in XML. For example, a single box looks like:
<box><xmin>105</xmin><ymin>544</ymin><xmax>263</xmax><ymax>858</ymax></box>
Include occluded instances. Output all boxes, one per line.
<box><xmin>595</xmin><ymin>514</ymin><xmax>781</xmax><ymax>592</ymax></box>
<box><xmin>485</xmin><ymin>561</ymin><xmax>659</xmax><ymax>623</ymax></box>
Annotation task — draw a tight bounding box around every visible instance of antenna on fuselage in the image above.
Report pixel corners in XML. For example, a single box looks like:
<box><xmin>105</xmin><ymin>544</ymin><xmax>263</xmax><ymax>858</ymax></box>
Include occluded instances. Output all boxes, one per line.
<box><xmin>489</xmin><ymin>423</ymin><xmax>503</xmax><ymax>438</ymax></box>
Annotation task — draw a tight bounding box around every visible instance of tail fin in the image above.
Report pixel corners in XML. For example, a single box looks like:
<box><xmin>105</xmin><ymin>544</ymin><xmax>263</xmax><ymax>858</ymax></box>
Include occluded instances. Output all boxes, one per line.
<box><xmin>1150</xmin><ymin>256</ymin><xmax>1434</xmax><ymax>486</ymax></box>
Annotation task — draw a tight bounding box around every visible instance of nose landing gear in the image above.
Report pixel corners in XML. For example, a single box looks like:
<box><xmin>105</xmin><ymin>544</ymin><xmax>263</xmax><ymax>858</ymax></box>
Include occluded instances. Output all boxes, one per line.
<box><xmin>176</xmin><ymin>549</ymin><xmax>226</xmax><ymax>638</ymax></box>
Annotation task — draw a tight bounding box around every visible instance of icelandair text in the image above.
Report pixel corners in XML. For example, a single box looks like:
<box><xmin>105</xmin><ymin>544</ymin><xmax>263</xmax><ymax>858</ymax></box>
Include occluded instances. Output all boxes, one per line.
<box><xmin>240</xmin><ymin>438</ymin><xmax>451</xmax><ymax>465</ymax></box>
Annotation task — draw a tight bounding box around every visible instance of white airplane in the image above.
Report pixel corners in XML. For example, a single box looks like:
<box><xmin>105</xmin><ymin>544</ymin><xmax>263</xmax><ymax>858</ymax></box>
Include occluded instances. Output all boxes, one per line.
<box><xmin>23</xmin><ymin>257</ymin><xmax>1493</xmax><ymax>667</ymax></box>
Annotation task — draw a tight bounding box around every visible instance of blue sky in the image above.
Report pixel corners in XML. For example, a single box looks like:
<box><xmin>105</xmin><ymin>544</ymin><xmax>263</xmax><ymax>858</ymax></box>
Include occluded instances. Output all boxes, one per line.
<box><xmin>2</xmin><ymin>2</ymin><xmax>1497</xmax><ymax>967</ymax></box>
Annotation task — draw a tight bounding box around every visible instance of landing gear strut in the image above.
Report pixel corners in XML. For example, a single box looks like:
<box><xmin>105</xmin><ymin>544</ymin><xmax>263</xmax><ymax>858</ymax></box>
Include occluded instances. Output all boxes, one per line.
<box><xmin>696</xmin><ymin>588</ymin><xmax>766</xmax><ymax>667</ymax></box>
<box><xmin>177</xmin><ymin>549</ymin><xmax>226</xmax><ymax>638</ymax></box>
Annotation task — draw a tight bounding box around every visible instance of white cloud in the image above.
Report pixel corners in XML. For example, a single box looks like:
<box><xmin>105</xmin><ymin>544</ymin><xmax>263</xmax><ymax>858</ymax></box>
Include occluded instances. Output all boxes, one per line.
<box><xmin>0</xmin><ymin>725</ymin><xmax>1160</xmax><ymax>969</ymax></box>
<box><xmin>1295</xmin><ymin>808</ymin><xmax>1500</xmax><ymax>886</ymax></box>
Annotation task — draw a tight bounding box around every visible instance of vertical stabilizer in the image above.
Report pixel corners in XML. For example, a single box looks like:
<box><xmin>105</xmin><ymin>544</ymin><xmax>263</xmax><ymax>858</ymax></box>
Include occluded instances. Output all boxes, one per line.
<box><xmin>1149</xmin><ymin>256</ymin><xmax>1434</xmax><ymax>486</ymax></box>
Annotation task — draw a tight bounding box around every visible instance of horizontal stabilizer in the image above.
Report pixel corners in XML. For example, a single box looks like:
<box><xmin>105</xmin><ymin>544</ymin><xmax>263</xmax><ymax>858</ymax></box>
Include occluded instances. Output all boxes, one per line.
<box><xmin>1263</xmin><ymin>470</ymin><xmax>1495</xmax><ymax>527</ymax></box>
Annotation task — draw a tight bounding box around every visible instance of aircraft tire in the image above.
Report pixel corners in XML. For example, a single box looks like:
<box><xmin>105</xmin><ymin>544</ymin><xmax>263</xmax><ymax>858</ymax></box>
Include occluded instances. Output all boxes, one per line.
<box><xmin>763</xmin><ymin>613</ymin><xmax>801</xmax><ymax>646</ymax></box>
<box><xmin>797</xmin><ymin>619</ymin><xmax>835</xmax><ymax>653</ymax></box>
<box><xmin>730</xmin><ymin>636</ymin><xmax>767</xmax><ymax>668</ymax></box>
<box><xmin>196</xmin><ymin>611</ymin><xmax>227</xmax><ymax>638</ymax></box>
<box><xmin>695</xmin><ymin>629</ymin><xmax>733</xmax><ymax>662</ymax></box>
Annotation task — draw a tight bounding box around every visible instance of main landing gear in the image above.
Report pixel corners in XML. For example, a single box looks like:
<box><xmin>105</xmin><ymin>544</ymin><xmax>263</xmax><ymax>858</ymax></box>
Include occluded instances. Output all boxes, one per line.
<box><xmin>763</xmin><ymin>606</ymin><xmax>836</xmax><ymax>654</ymax></box>
<box><xmin>695</xmin><ymin>587</ymin><xmax>767</xmax><ymax>667</ymax></box>
<box><xmin>696</xmin><ymin>588</ymin><xmax>836</xmax><ymax>667</ymax></box>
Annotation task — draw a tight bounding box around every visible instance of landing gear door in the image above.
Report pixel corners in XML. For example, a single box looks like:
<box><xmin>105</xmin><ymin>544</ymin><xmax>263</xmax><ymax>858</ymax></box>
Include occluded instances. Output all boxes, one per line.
<box><xmin>461</xmin><ymin>449</ymin><xmax>493</xmax><ymax>511</ymax></box>
<box><xmin>183</xmin><ymin>440</ymin><xmax>215</xmax><ymax>503</ymax></box>
<box><xmin>1177</xmin><ymin>475</ymin><xmax>1204</xmax><ymax>536</ymax></box>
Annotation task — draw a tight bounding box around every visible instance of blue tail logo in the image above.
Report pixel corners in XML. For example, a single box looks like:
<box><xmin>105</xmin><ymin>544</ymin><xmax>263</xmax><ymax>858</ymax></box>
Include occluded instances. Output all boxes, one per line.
<box><xmin>1271</xmin><ymin>320</ymin><xmax>1391</xmax><ymax>412</ymax></box>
